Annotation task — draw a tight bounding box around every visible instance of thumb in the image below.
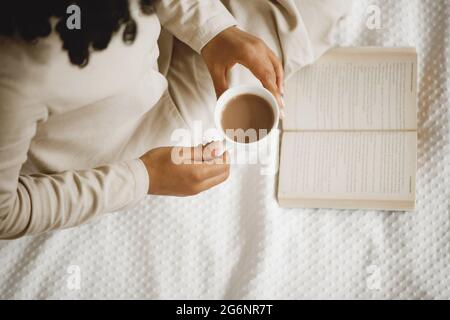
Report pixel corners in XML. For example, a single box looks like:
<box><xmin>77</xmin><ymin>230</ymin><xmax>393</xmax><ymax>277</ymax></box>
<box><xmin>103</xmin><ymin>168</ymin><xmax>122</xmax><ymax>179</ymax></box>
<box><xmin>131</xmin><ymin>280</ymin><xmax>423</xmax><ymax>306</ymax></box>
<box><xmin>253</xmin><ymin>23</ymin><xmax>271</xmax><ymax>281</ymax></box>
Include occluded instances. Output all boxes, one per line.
<box><xmin>210</xmin><ymin>67</ymin><xmax>229</xmax><ymax>98</ymax></box>
<box><xmin>203</xmin><ymin>141</ymin><xmax>225</xmax><ymax>161</ymax></box>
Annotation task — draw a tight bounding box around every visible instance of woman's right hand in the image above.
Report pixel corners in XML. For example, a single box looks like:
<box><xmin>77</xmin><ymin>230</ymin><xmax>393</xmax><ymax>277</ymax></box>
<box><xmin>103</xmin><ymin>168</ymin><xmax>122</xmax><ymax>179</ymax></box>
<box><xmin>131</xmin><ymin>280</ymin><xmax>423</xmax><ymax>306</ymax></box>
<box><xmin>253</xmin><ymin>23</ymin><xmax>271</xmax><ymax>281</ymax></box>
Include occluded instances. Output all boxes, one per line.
<box><xmin>139</xmin><ymin>142</ymin><xmax>230</xmax><ymax>196</ymax></box>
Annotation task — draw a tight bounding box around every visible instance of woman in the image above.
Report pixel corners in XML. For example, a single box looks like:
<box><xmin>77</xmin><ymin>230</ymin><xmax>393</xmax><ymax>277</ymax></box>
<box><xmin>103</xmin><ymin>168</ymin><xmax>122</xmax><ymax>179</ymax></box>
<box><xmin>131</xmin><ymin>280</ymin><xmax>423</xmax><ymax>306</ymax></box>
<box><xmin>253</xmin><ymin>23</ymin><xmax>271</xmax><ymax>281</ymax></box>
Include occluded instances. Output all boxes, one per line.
<box><xmin>0</xmin><ymin>0</ymin><xmax>283</xmax><ymax>239</ymax></box>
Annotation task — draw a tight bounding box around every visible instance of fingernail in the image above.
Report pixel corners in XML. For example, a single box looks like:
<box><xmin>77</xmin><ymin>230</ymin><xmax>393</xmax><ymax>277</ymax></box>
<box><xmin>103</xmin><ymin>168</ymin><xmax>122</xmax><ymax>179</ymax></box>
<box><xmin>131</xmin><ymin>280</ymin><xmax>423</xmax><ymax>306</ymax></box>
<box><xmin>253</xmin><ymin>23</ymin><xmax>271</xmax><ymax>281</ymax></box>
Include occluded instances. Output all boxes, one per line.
<box><xmin>280</xmin><ymin>108</ymin><xmax>285</xmax><ymax>119</ymax></box>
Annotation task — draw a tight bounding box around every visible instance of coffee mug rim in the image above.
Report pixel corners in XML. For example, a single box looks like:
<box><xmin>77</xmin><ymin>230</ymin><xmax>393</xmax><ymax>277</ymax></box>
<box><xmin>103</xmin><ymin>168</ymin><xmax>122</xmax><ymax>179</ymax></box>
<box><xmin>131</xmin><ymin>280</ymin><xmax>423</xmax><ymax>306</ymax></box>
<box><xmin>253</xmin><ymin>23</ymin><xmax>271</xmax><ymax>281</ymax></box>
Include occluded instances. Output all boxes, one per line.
<box><xmin>215</xmin><ymin>85</ymin><xmax>280</xmax><ymax>146</ymax></box>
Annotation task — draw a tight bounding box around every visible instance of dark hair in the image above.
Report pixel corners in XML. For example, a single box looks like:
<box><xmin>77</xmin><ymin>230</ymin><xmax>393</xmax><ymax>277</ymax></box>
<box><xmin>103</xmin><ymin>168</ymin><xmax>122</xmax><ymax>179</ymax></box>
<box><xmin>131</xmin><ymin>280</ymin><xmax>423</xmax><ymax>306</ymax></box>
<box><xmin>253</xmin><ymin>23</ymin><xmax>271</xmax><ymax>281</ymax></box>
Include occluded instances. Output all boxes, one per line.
<box><xmin>0</xmin><ymin>0</ymin><xmax>154</xmax><ymax>67</ymax></box>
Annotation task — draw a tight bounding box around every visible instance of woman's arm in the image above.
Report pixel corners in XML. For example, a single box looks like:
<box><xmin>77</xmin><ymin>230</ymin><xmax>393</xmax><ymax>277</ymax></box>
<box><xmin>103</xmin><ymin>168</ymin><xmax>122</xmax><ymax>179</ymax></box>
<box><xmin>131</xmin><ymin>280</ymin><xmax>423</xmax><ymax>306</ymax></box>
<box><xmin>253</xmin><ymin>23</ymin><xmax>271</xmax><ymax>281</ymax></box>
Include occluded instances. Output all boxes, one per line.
<box><xmin>0</xmin><ymin>89</ymin><xmax>149</xmax><ymax>239</ymax></box>
<box><xmin>155</xmin><ymin>0</ymin><xmax>284</xmax><ymax>111</ymax></box>
<box><xmin>0</xmin><ymin>89</ymin><xmax>230</xmax><ymax>240</ymax></box>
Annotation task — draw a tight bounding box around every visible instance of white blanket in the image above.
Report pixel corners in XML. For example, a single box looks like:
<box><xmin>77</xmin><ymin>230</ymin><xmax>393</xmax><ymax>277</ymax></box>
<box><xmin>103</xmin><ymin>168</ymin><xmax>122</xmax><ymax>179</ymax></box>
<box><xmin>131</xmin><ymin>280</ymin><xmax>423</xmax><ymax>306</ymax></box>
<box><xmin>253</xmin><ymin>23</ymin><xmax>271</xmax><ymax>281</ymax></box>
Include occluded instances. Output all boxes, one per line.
<box><xmin>1</xmin><ymin>0</ymin><xmax>449</xmax><ymax>299</ymax></box>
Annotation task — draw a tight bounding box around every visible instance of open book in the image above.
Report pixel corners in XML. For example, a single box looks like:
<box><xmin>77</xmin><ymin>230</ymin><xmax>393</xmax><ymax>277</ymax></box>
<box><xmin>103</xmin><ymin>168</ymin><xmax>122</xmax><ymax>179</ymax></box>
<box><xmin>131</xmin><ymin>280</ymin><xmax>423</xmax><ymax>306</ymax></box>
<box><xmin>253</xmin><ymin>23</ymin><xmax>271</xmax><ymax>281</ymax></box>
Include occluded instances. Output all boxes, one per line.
<box><xmin>278</xmin><ymin>48</ymin><xmax>418</xmax><ymax>211</ymax></box>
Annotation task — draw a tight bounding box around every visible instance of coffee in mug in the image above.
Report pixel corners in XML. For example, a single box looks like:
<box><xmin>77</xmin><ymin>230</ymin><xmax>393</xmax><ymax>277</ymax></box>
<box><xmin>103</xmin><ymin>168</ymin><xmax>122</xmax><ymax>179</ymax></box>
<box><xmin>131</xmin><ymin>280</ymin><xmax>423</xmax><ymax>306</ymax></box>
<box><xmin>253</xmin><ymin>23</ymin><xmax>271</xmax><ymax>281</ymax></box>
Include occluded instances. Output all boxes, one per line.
<box><xmin>221</xmin><ymin>94</ymin><xmax>275</xmax><ymax>143</ymax></box>
<box><xmin>215</xmin><ymin>85</ymin><xmax>280</xmax><ymax>147</ymax></box>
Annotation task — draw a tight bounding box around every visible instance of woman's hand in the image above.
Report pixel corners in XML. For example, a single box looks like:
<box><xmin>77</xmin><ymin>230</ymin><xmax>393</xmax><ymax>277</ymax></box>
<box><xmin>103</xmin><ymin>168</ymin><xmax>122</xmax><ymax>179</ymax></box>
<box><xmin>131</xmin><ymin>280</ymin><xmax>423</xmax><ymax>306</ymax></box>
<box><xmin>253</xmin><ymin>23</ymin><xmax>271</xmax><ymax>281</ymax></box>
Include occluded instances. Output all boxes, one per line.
<box><xmin>140</xmin><ymin>142</ymin><xmax>230</xmax><ymax>196</ymax></box>
<box><xmin>201</xmin><ymin>26</ymin><xmax>284</xmax><ymax>112</ymax></box>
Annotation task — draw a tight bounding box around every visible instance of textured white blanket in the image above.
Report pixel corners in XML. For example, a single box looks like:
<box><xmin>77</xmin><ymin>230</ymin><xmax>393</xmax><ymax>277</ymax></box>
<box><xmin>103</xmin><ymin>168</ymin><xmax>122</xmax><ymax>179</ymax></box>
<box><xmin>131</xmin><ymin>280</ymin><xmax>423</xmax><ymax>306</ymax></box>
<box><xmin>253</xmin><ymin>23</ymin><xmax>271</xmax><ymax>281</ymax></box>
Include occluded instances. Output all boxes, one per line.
<box><xmin>0</xmin><ymin>0</ymin><xmax>449</xmax><ymax>299</ymax></box>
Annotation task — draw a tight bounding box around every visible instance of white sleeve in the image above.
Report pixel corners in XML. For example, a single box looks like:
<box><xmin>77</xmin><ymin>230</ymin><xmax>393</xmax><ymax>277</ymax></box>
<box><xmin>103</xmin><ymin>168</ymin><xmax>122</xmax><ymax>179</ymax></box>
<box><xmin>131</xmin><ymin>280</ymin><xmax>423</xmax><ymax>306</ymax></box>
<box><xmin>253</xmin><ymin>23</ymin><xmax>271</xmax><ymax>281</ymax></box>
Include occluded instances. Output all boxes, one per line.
<box><xmin>154</xmin><ymin>0</ymin><xmax>237</xmax><ymax>53</ymax></box>
<box><xmin>0</xmin><ymin>89</ymin><xmax>149</xmax><ymax>239</ymax></box>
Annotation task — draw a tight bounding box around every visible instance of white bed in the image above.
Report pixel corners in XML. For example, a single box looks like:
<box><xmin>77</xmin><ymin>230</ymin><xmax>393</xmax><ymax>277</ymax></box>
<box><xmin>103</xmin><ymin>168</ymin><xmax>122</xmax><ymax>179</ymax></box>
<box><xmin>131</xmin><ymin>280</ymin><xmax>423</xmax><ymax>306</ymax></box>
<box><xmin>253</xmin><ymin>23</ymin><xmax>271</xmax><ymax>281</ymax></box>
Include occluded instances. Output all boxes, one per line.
<box><xmin>0</xmin><ymin>0</ymin><xmax>449</xmax><ymax>299</ymax></box>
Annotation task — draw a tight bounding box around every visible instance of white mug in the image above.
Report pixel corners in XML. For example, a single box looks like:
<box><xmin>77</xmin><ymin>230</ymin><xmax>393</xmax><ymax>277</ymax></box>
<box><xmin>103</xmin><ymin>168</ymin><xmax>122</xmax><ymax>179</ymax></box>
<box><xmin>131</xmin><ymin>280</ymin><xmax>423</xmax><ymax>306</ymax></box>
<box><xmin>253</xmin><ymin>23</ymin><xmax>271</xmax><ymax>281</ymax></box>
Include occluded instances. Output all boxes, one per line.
<box><xmin>214</xmin><ymin>85</ymin><xmax>280</xmax><ymax>149</ymax></box>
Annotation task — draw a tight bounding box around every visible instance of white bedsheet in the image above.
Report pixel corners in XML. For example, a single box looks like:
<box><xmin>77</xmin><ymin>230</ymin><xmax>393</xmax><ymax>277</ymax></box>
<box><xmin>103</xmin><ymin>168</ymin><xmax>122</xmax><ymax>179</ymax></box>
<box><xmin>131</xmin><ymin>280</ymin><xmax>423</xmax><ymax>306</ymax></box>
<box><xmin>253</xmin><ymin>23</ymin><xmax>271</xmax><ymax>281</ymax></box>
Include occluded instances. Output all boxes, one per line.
<box><xmin>1</xmin><ymin>0</ymin><xmax>449</xmax><ymax>299</ymax></box>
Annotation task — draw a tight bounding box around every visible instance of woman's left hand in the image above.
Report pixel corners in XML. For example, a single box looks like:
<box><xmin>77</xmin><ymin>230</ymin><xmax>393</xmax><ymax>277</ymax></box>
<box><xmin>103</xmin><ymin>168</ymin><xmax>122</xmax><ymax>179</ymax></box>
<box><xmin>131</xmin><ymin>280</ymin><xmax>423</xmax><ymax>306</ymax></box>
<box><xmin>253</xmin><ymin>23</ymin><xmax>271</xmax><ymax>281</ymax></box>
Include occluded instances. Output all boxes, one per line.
<box><xmin>201</xmin><ymin>26</ymin><xmax>285</xmax><ymax>113</ymax></box>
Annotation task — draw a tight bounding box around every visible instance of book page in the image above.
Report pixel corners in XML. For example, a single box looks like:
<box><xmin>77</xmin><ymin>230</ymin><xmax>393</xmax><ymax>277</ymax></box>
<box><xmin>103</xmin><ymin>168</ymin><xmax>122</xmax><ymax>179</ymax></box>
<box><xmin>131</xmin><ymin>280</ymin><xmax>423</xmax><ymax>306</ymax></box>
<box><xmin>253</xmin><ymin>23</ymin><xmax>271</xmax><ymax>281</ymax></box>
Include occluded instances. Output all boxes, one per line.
<box><xmin>284</xmin><ymin>48</ymin><xmax>417</xmax><ymax>131</ymax></box>
<box><xmin>278</xmin><ymin>131</ymin><xmax>417</xmax><ymax>202</ymax></box>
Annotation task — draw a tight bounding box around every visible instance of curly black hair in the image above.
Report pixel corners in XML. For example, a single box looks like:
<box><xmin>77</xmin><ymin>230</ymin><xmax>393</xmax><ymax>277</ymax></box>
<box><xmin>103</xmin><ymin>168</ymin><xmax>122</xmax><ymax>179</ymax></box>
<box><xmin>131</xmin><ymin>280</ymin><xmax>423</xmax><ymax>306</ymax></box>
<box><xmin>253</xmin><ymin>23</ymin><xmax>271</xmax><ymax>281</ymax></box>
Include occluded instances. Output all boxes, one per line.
<box><xmin>0</xmin><ymin>0</ymin><xmax>154</xmax><ymax>67</ymax></box>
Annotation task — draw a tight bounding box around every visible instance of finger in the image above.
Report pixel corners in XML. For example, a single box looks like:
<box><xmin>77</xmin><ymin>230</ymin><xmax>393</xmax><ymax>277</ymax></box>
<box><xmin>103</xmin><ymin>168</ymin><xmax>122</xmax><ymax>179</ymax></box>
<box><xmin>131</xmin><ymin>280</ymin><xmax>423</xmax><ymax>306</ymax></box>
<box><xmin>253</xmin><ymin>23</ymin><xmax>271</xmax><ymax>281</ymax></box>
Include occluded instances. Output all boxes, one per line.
<box><xmin>210</xmin><ymin>66</ymin><xmax>229</xmax><ymax>98</ymax></box>
<box><xmin>264</xmin><ymin>78</ymin><xmax>285</xmax><ymax>118</ymax></box>
<box><xmin>260</xmin><ymin>65</ymin><xmax>283</xmax><ymax>110</ymax></box>
<box><xmin>240</xmin><ymin>55</ymin><xmax>283</xmax><ymax>111</ymax></box>
<box><xmin>268</xmin><ymin>50</ymin><xmax>284</xmax><ymax>95</ymax></box>
<box><xmin>211</xmin><ymin>150</ymin><xmax>230</xmax><ymax>166</ymax></box>
<box><xmin>187</xmin><ymin>150</ymin><xmax>229</xmax><ymax>183</ymax></box>
<box><xmin>241</xmin><ymin>56</ymin><xmax>277</xmax><ymax>93</ymax></box>
<box><xmin>262</xmin><ymin>65</ymin><xmax>284</xmax><ymax>117</ymax></box>
<box><xmin>268</xmin><ymin>51</ymin><xmax>286</xmax><ymax>118</ymax></box>
<box><xmin>203</xmin><ymin>141</ymin><xmax>225</xmax><ymax>161</ymax></box>
<box><xmin>186</xmin><ymin>143</ymin><xmax>228</xmax><ymax>166</ymax></box>
<box><xmin>193</xmin><ymin>144</ymin><xmax>204</xmax><ymax>163</ymax></box>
